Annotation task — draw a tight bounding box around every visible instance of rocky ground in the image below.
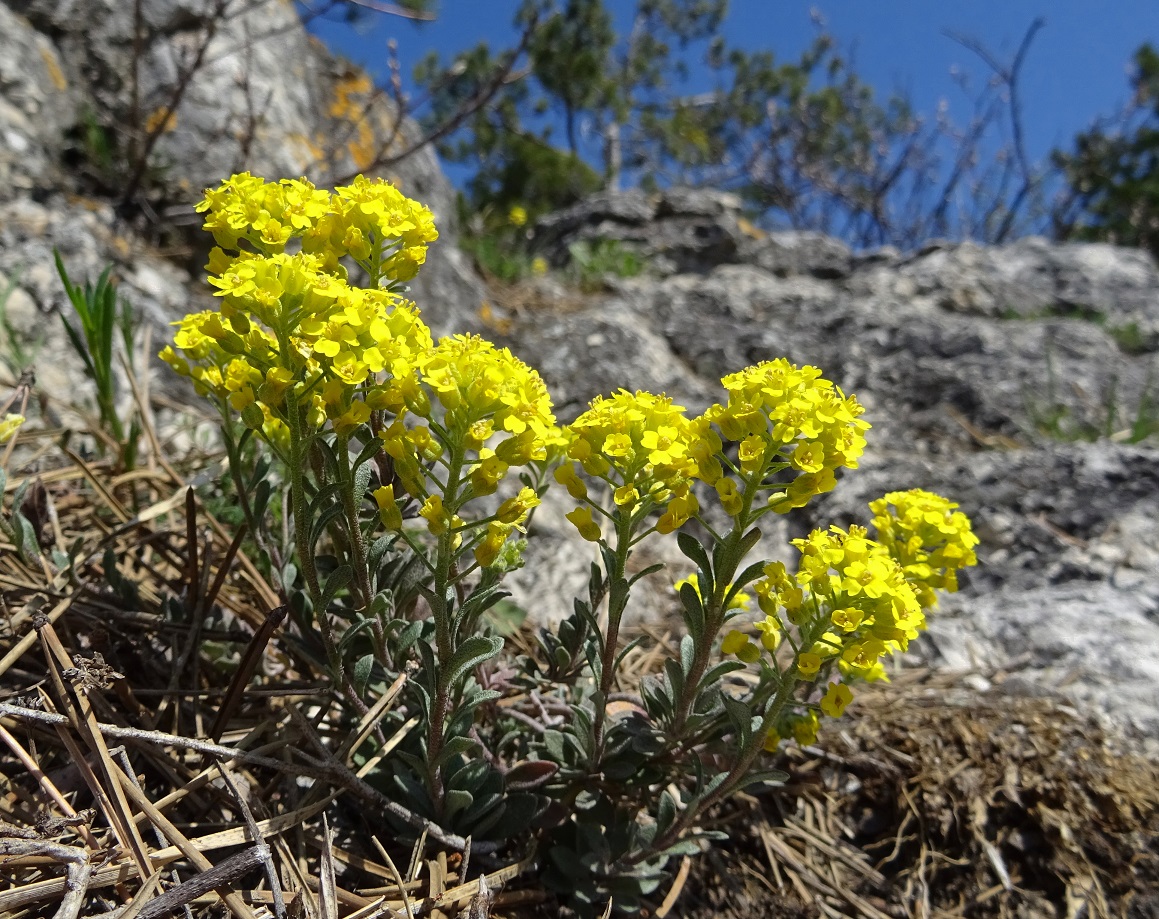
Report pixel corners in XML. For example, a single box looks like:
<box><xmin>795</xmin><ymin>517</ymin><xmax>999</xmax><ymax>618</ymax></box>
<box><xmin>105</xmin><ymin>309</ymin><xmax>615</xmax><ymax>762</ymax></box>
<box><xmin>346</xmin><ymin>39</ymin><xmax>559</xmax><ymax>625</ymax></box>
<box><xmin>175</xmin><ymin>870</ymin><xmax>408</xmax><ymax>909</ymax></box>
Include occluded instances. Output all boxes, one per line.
<box><xmin>3</xmin><ymin>0</ymin><xmax>1157</xmax><ymax>751</ymax></box>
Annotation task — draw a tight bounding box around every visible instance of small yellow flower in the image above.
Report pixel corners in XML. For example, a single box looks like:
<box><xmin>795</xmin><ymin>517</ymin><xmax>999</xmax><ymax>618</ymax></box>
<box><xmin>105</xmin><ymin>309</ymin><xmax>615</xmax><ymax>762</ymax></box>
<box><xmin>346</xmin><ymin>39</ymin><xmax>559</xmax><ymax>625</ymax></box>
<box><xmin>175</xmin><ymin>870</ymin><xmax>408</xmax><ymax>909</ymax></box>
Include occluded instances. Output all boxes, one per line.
<box><xmin>721</xmin><ymin>629</ymin><xmax>759</xmax><ymax>663</ymax></box>
<box><xmin>373</xmin><ymin>484</ymin><xmax>402</xmax><ymax>530</ymax></box>
<box><xmin>715</xmin><ymin>477</ymin><xmax>743</xmax><ymax>517</ymax></box>
<box><xmin>497</xmin><ymin>486</ymin><xmax>539</xmax><ymax>524</ymax></box>
<box><xmin>754</xmin><ymin>615</ymin><xmax>782</xmax><ymax>651</ymax></box>
<box><xmin>613</xmin><ymin>484</ymin><xmax>639</xmax><ymax>507</ymax></box>
<box><xmin>791</xmin><ymin>712</ymin><xmax>819</xmax><ymax>746</ymax></box>
<box><xmin>796</xmin><ymin>652</ymin><xmax>822</xmax><ymax>678</ymax></box>
<box><xmin>0</xmin><ymin>413</ymin><xmax>25</xmax><ymax>444</ymax></box>
<box><xmin>420</xmin><ymin>494</ymin><xmax>451</xmax><ymax>535</ymax></box>
<box><xmin>566</xmin><ymin>506</ymin><xmax>602</xmax><ymax>542</ymax></box>
<box><xmin>474</xmin><ymin>522</ymin><xmax>511</xmax><ymax>568</ymax></box>
<box><xmin>820</xmin><ymin>682</ymin><xmax>854</xmax><ymax>718</ymax></box>
<box><xmin>553</xmin><ymin>463</ymin><xmax>588</xmax><ymax>500</ymax></box>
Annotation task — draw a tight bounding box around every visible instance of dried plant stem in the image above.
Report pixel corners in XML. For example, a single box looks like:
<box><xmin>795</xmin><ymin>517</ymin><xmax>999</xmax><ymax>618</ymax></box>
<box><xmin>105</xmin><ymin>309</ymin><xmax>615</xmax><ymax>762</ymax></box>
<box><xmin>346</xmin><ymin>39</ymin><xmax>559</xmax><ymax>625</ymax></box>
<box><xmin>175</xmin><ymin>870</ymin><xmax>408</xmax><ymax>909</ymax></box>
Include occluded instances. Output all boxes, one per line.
<box><xmin>112</xmin><ymin>760</ymin><xmax>261</xmax><ymax>919</ymax></box>
<box><xmin>0</xmin><ymin>721</ymin><xmax>101</xmax><ymax>849</ymax></box>
<box><xmin>0</xmin><ymin>838</ymin><xmax>92</xmax><ymax>919</ymax></box>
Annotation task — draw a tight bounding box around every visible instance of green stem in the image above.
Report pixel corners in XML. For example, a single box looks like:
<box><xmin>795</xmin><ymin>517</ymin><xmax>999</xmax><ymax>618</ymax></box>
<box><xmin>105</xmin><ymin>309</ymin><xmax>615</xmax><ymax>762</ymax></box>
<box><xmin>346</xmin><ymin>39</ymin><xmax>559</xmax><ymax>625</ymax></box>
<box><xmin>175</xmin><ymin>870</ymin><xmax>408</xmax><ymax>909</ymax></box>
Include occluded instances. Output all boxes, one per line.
<box><xmin>592</xmin><ymin>509</ymin><xmax>635</xmax><ymax>761</ymax></box>
<box><xmin>285</xmin><ymin>388</ymin><xmax>343</xmax><ymax>683</ymax></box>
<box><xmin>222</xmin><ymin>416</ymin><xmax>275</xmax><ymax>566</ymax></box>
<box><xmin>426</xmin><ymin>445</ymin><xmax>465</xmax><ymax>816</ymax></box>
<box><xmin>670</xmin><ymin>465</ymin><xmax>765</xmax><ymax>736</ymax></box>
<box><xmin>625</xmin><ymin>663</ymin><xmax>802</xmax><ymax>871</ymax></box>
<box><xmin>335</xmin><ymin>432</ymin><xmax>374</xmax><ymax>612</ymax></box>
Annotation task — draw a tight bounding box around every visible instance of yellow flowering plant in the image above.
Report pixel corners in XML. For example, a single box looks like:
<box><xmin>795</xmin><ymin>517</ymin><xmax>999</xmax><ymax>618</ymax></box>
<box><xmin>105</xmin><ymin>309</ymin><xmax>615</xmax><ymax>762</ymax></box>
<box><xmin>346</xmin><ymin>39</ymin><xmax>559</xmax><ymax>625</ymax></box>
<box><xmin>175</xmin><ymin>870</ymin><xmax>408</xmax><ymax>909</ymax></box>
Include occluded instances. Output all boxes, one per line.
<box><xmin>164</xmin><ymin>173</ymin><xmax>978</xmax><ymax>916</ymax></box>
<box><xmin>541</xmin><ymin>362</ymin><xmax>974</xmax><ymax>901</ymax></box>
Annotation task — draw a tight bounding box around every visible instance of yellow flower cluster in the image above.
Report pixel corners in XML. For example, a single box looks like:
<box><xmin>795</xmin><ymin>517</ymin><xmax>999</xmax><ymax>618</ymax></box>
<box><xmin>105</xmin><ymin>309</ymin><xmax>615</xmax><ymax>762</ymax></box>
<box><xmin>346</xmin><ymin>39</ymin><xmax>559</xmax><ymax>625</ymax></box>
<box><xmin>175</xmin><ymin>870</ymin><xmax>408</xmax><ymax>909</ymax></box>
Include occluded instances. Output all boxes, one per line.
<box><xmin>417</xmin><ymin>334</ymin><xmax>557</xmax><ymax>466</ymax></box>
<box><xmin>377</xmin><ymin>335</ymin><xmax>557</xmax><ymax>566</ymax></box>
<box><xmin>166</xmin><ymin>173</ymin><xmax>555</xmax><ymax>575</ymax></box>
<box><xmin>475</xmin><ymin>486</ymin><xmax>540</xmax><ymax>568</ymax></box>
<box><xmin>869</xmin><ymin>489</ymin><xmax>979</xmax><ymax>607</ymax></box>
<box><xmin>703</xmin><ymin>359</ymin><xmax>869</xmax><ymax>515</ymax></box>
<box><xmin>161</xmin><ymin>250</ymin><xmax>432</xmax><ymax>443</ymax></box>
<box><xmin>195</xmin><ymin>172</ymin><xmax>438</xmax><ymax>282</ymax></box>
<box><xmin>723</xmin><ymin>489</ymin><xmax>977</xmax><ymax>743</ymax></box>
<box><xmin>556</xmin><ymin>390</ymin><xmax>704</xmax><ymax>539</ymax></box>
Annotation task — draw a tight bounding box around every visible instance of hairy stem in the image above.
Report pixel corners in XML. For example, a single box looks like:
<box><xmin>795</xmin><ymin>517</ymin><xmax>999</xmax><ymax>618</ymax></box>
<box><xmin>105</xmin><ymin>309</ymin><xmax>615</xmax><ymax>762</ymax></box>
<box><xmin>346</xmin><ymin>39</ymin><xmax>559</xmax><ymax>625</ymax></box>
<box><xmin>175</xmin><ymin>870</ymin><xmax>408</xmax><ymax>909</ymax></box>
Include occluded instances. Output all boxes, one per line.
<box><xmin>592</xmin><ymin>510</ymin><xmax>635</xmax><ymax>761</ymax></box>
<box><xmin>285</xmin><ymin>389</ymin><xmax>342</xmax><ymax>684</ymax></box>
<box><xmin>335</xmin><ymin>432</ymin><xmax>375</xmax><ymax>612</ymax></box>
<box><xmin>670</xmin><ymin>464</ymin><xmax>765</xmax><ymax>735</ymax></box>
<box><xmin>426</xmin><ymin>446</ymin><xmax>465</xmax><ymax>816</ymax></box>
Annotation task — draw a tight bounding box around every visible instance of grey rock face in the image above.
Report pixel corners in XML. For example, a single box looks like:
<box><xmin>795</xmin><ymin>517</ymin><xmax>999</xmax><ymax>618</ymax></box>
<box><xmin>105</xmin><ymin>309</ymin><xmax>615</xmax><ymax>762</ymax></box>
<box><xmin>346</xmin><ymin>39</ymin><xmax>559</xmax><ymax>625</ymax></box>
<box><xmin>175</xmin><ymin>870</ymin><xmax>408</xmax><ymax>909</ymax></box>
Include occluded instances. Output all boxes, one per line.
<box><xmin>0</xmin><ymin>5</ymin><xmax>77</xmax><ymax>198</ymax></box>
<box><xmin>532</xmin><ymin>187</ymin><xmax>751</xmax><ymax>276</ymax></box>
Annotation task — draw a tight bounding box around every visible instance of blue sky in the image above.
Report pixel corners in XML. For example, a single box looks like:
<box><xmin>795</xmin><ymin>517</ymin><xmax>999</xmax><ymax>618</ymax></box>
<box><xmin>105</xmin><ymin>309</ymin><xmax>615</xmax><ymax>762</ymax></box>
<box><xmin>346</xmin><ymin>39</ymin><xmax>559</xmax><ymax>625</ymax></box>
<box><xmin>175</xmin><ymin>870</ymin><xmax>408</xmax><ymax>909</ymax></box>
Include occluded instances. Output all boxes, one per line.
<box><xmin>307</xmin><ymin>0</ymin><xmax>1159</xmax><ymax>174</ymax></box>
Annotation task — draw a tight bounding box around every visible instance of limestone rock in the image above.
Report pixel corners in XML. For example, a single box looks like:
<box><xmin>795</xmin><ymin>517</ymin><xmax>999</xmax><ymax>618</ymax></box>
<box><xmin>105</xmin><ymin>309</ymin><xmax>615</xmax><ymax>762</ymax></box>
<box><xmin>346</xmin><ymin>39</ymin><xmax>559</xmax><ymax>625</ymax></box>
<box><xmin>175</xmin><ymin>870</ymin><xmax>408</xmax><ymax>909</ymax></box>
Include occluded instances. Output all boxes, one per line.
<box><xmin>0</xmin><ymin>4</ymin><xmax>76</xmax><ymax>198</ymax></box>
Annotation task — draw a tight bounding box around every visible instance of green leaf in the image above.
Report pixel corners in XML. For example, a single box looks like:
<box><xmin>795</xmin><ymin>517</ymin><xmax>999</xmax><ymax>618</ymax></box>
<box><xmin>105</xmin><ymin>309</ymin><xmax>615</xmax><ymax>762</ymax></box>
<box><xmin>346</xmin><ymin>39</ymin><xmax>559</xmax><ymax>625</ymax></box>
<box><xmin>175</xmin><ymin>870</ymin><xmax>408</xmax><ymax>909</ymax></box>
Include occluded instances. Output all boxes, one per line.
<box><xmin>677</xmin><ymin>531</ymin><xmax>712</xmax><ymax>574</ymax></box>
<box><xmin>543</xmin><ymin>729</ymin><xmax>567</xmax><ymax>763</ymax></box>
<box><xmin>679</xmin><ymin>634</ymin><xmax>695</xmax><ymax>676</ymax></box>
<box><xmin>252</xmin><ymin>479</ymin><xmax>272</xmax><ymax>522</ymax></box>
<box><xmin>320</xmin><ymin>565</ymin><xmax>352</xmax><ymax>612</ymax></box>
<box><xmin>663</xmin><ymin>658</ymin><xmax>684</xmax><ymax>703</ymax></box>
<box><xmin>353</xmin><ymin>437</ymin><xmax>383</xmax><ymax>469</ymax></box>
<box><xmin>612</xmin><ymin>635</ymin><xmax>645</xmax><ymax>673</ymax></box>
<box><xmin>353</xmin><ymin>653</ymin><xmax>375</xmax><ymax>696</ymax></box>
<box><xmin>11</xmin><ymin>477</ymin><xmax>31</xmax><ymax>513</ymax></box>
<box><xmin>699</xmin><ymin>659</ymin><xmax>746</xmax><ymax>691</ymax></box>
<box><xmin>656</xmin><ymin>789</ymin><xmax>678</xmax><ymax>836</ymax></box>
<box><xmin>677</xmin><ymin>582</ymin><xmax>705</xmax><ymax>640</ymax></box>
<box><xmin>433</xmin><ymin>736</ymin><xmax>479</xmax><ymax>770</ymax></box>
<box><xmin>444</xmin><ymin>635</ymin><xmax>503</xmax><ymax>688</ymax></box>
<box><xmin>730</xmin><ymin>558</ymin><xmax>768</xmax><ymax>596</ymax></box>
<box><xmin>353</xmin><ymin>460</ymin><xmax>373</xmax><ymax>504</ymax></box>
<box><xmin>337</xmin><ymin>616</ymin><xmax>378</xmax><ymax>655</ymax></box>
<box><xmin>395</xmin><ymin>620</ymin><xmax>424</xmax><ymax>656</ymax></box>
<box><xmin>738</xmin><ymin>769</ymin><xmax>789</xmax><ymax>791</ymax></box>
<box><xmin>506</xmin><ymin>760</ymin><xmax>558</xmax><ymax>791</ymax></box>
<box><xmin>627</xmin><ymin>562</ymin><xmax>666</xmax><ymax>587</ymax></box>
<box><xmin>367</xmin><ymin>535</ymin><xmax>393</xmax><ymax>573</ymax></box>
<box><xmin>447</xmin><ymin>757</ymin><xmax>489</xmax><ymax>792</ymax></box>
<box><xmin>721</xmin><ymin>693</ymin><xmax>752</xmax><ymax>746</ymax></box>
<box><xmin>13</xmin><ymin>513</ymin><xmax>39</xmax><ymax>559</ymax></box>
<box><xmin>444</xmin><ymin>789</ymin><xmax>473</xmax><ymax>819</ymax></box>
<box><xmin>307</xmin><ymin>483</ymin><xmax>342</xmax><ymax>521</ymax></box>
<box><xmin>309</xmin><ymin>502</ymin><xmax>345</xmax><ymax>550</ymax></box>
<box><xmin>484</xmin><ymin>793</ymin><xmax>544</xmax><ymax>840</ymax></box>
<box><xmin>738</xmin><ymin>526</ymin><xmax>763</xmax><ymax>560</ymax></box>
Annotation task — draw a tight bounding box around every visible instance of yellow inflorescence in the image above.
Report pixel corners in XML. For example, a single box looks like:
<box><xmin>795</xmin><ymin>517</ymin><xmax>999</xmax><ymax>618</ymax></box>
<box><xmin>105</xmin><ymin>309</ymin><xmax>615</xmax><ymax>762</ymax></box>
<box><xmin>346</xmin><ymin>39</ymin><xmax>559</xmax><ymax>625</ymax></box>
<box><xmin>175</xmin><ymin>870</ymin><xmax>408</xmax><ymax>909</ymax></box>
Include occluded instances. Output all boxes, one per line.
<box><xmin>723</xmin><ymin>488</ymin><xmax>978</xmax><ymax>742</ymax></box>
<box><xmin>195</xmin><ymin>173</ymin><xmax>438</xmax><ymax>282</ymax></box>
<box><xmin>167</xmin><ymin>173</ymin><xmax>555</xmax><ymax>573</ymax></box>
<box><xmin>704</xmin><ymin>358</ymin><xmax>869</xmax><ymax>515</ymax></box>
<box><xmin>416</xmin><ymin>334</ymin><xmax>557</xmax><ymax>466</ymax></box>
<box><xmin>559</xmin><ymin>390</ymin><xmax>703</xmax><ymax>535</ymax></box>
<box><xmin>869</xmin><ymin>489</ymin><xmax>979</xmax><ymax>607</ymax></box>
